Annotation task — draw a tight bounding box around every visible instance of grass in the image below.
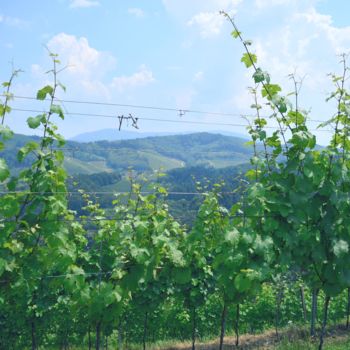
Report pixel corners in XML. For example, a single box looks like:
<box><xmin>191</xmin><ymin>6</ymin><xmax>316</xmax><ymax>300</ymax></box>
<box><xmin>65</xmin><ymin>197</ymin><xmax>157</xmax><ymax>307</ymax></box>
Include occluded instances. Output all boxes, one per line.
<box><xmin>49</xmin><ymin>325</ymin><xmax>350</xmax><ymax>350</ymax></box>
<box><xmin>275</xmin><ymin>337</ymin><xmax>350</xmax><ymax>349</ymax></box>
<box><xmin>64</xmin><ymin>157</ymin><xmax>112</xmax><ymax>174</ymax></box>
<box><xmin>138</xmin><ymin>150</ymin><xmax>184</xmax><ymax>171</ymax></box>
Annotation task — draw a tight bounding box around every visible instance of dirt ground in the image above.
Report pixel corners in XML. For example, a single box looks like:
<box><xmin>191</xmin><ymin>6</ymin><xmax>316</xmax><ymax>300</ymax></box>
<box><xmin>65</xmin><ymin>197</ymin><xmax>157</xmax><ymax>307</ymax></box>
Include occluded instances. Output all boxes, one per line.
<box><xmin>163</xmin><ymin>324</ymin><xmax>350</xmax><ymax>350</ymax></box>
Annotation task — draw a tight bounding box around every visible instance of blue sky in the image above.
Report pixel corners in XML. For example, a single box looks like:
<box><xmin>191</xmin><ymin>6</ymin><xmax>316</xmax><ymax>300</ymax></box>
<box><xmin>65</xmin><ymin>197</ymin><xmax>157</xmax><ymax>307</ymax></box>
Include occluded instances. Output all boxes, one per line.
<box><xmin>1</xmin><ymin>0</ymin><xmax>350</xmax><ymax>144</ymax></box>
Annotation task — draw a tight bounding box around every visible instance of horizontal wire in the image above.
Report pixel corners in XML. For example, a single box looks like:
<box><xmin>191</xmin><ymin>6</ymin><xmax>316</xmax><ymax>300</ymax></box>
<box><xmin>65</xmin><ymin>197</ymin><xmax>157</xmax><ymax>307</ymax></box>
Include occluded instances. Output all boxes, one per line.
<box><xmin>0</xmin><ymin>190</ymin><xmax>236</xmax><ymax>196</ymax></box>
<box><xmin>1</xmin><ymin>217</ymin><xmax>129</xmax><ymax>224</ymax></box>
<box><xmin>4</xmin><ymin>94</ymin><xmax>333</xmax><ymax>124</ymax></box>
<box><xmin>43</xmin><ymin>271</ymin><xmax>113</xmax><ymax>279</ymax></box>
<box><xmin>11</xmin><ymin>108</ymin><xmax>269</xmax><ymax>128</ymax></box>
<box><xmin>11</xmin><ymin>108</ymin><xmax>334</xmax><ymax>132</ymax></box>
<box><xmin>0</xmin><ymin>213</ymin><xmax>280</xmax><ymax>224</ymax></box>
<box><xmin>4</xmin><ymin>94</ymin><xmax>262</xmax><ymax>119</ymax></box>
<box><xmin>0</xmin><ymin>270</ymin><xmax>116</xmax><ymax>283</ymax></box>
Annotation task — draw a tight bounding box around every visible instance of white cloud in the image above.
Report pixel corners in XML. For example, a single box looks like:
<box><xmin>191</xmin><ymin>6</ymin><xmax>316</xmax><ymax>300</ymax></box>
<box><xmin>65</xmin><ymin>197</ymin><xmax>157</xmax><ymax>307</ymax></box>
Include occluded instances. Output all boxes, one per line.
<box><xmin>128</xmin><ymin>8</ymin><xmax>145</xmax><ymax>18</ymax></box>
<box><xmin>111</xmin><ymin>65</ymin><xmax>155</xmax><ymax>92</ymax></box>
<box><xmin>46</xmin><ymin>33</ymin><xmax>154</xmax><ymax>98</ymax></box>
<box><xmin>46</xmin><ymin>33</ymin><xmax>116</xmax><ymax>99</ymax></box>
<box><xmin>187</xmin><ymin>12</ymin><xmax>225</xmax><ymax>38</ymax></box>
<box><xmin>69</xmin><ymin>0</ymin><xmax>100</xmax><ymax>9</ymax></box>
<box><xmin>254</xmin><ymin>0</ymin><xmax>293</xmax><ymax>9</ymax></box>
<box><xmin>47</xmin><ymin>33</ymin><xmax>116</xmax><ymax>79</ymax></box>
<box><xmin>163</xmin><ymin>0</ymin><xmax>241</xmax><ymax>20</ymax></box>
<box><xmin>184</xmin><ymin>0</ymin><xmax>241</xmax><ymax>38</ymax></box>
<box><xmin>194</xmin><ymin>71</ymin><xmax>204</xmax><ymax>81</ymax></box>
<box><xmin>237</xmin><ymin>5</ymin><xmax>350</xmax><ymax>88</ymax></box>
<box><xmin>296</xmin><ymin>8</ymin><xmax>350</xmax><ymax>53</ymax></box>
<box><xmin>163</xmin><ymin>0</ymin><xmax>241</xmax><ymax>12</ymax></box>
<box><xmin>0</xmin><ymin>14</ymin><xmax>28</xmax><ymax>28</ymax></box>
<box><xmin>225</xmin><ymin>3</ymin><xmax>350</xmax><ymax>143</ymax></box>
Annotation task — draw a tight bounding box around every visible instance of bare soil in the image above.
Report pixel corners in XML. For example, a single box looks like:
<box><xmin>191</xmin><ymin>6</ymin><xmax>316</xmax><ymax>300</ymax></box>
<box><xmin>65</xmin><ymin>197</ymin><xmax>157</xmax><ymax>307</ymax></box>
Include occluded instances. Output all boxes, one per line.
<box><xmin>163</xmin><ymin>324</ymin><xmax>350</xmax><ymax>350</ymax></box>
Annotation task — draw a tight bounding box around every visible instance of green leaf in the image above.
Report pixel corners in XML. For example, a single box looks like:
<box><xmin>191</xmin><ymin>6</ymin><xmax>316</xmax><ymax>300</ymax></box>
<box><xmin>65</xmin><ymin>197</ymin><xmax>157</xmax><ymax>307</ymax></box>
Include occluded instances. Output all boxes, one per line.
<box><xmin>333</xmin><ymin>240</ymin><xmax>349</xmax><ymax>257</ymax></box>
<box><xmin>0</xmin><ymin>125</ymin><xmax>13</xmax><ymax>140</ymax></box>
<box><xmin>261</xmin><ymin>84</ymin><xmax>282</xmax><ymax>99</ymax></box>
<box><xmin>234</xmin><ymin>273</ymin><xmax>251</xmax><ymax>292</ymax></box>
<box><xmin>17</xmin><ymin>141</ymin><xmax>39</xmax><ymax>161</ymax></box>
<box><xmin>36</xmin><ymin>85</ymin><xmax>54</xmax><ymax>100</ymax></box>
<box><xmin>58</xmin><ymin>81</ymin><xmax>66</xmax><ymax>92</ymax></box>
<box><xmin>231</xmin><ymin>30</ymin><xmax>241</xmax><ymax>38</ymax></box>
<box><xmin>287</xmin><ymin>111</ymin><xmax>305</xmax><ymax>125</ymax></box>
<box><xmin>55</xmin><ymin>150</ymin><xmax>65</xmax><ymax>162</ymax></box>
<box><xmin>27</xmin><ymin>114</ymin><xmax>45</xmax><ymax>129</ymax></box>
<box><xmin>0</xmin><ymin>159</ymin><xmax>10</xmax><ymax>182</ymax></box>
<box><xmin>0</xmin><ymin>196</ymin><xmax>20</xmax><ymax>217</ymax></box>
<box><xmin>225</xmin><ymin>229</ymin><xmax>239</xmax><ymax>243</ymax></box>
<box><xmin>276</xmin><ymin>98</ymin><xmax>287</xmax><ymax>113</ymax></box>
<box><xmin>241</xmin><ymin>53</ymin><xmax>257</xmax><ymax>68</ymax></box>
<box><xmin>173</xmin><ymin>267</ymin><xmax>191</xmax><ymax>284</ymax></box>
<box><xmin>50</xmin><ymin>104</ymin><xmax>64</xmax><ymax>119</ymax></box>
<box><xmin>0</xmin><ymin>258</ymin><xmax>7</xmax><ymax>276</ymax></box>
<box><xmin>253</xmin><ymin>68</ymin><xmax>266</xmax><ymax>83</ymax></box>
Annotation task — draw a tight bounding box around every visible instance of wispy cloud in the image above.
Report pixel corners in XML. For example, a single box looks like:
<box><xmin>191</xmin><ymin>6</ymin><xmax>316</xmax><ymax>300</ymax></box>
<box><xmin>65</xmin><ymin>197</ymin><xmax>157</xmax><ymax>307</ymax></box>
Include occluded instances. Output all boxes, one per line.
<box><xmin>69</xmin><ymin>0</ymin><xmax>100</xmax><ymax>9</ymax></box>
<box><xmin>0</xmin><ymin>14</ymin><xmax>29</xmax><ymax>28</ymax></box>
<box><xmin>254</xmin><ymin>0</ymin><xmax>294</xmax><ymax>9</ymax></box>
<box><xmin>111</xmin><ymin>65</ymin><xmax>155</xmax><ymax>92</ymax></box>
<box><xmin>185</xmin><ymin>0</ymin><xmax>241</xmax><ymax>38</ymax></box>
<box><xmin>193</xmin><ymin>71</ymin><xmax>204</xmax><ymax>81</ymax></box>
<box><xmin>128</xmin><ymin>8</ymin><xmax>145</xmax><ymax>18</ymax></box>
<box><xmin>295</xmin><ymin>7</ymin><xmax>350</xmax><ymax>54</ymax></box>
<box><xmin>187</xmin><ymin>12</ymin><xmax>225</xmax><ymax>38</ymax></box>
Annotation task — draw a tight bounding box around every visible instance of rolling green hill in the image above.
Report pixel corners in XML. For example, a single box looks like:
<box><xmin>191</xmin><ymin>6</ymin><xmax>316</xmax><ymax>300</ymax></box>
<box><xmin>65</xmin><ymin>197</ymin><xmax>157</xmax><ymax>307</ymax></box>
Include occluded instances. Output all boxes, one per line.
<box><xmin>2</xmin><ymin>132</ymin><xmax>252</xmax><ymax>226</ymax></box>
<box><xmin>2</xmin><ymin>132</ymin><xmax>253</xmax><ymax>174</ymax></box>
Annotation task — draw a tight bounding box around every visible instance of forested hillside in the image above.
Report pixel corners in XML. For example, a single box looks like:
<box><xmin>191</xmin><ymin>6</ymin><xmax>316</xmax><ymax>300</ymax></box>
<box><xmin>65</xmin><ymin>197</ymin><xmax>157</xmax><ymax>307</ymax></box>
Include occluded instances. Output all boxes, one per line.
<box><xmin>1</xmin><ymin>132</ymin><xmax>252</xmax><ymax>175</ymax></box>
<box><xmin>68</xmin><ymin>164</ymin><xmax>249</xmax><ymax>226</ymax></box>
<box><xmin>2</xmin><ymin>133</ymin><xmax>251</xmax><ymax>225</ymax></box>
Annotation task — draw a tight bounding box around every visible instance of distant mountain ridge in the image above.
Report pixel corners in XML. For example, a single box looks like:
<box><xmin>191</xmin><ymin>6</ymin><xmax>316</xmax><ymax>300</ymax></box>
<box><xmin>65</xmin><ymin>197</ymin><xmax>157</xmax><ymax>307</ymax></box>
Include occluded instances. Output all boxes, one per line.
<box><xmin>70</xmin><ymin>129</ymin><xmax>248</xmax><ymax>142</ymax></box>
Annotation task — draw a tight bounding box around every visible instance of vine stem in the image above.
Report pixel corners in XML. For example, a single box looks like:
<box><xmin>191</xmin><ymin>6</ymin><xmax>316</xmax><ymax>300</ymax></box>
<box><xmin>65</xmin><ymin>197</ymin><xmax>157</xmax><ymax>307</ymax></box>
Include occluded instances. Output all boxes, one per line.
<box><xmin>299</xmin><ymin>285</ymin><xmax>307</xmax><ymax>323</ymax></box>
<box><xmin>12</xmin><ymin>52</ymin><xmax>63</xmax><ymax>236</ymax></box>
<box><xmin>346</xmin><ymin>288</ymin><xmax>350</xmax><ymax>329</ymax></box>
<box><xmin>235</xmin><ymin>303</ymin><xmax>240</xmax><ymax>346</ymax></box>
<box><xmin>191</xmin><ymin>306</ymin><xmax>196</xmax><ymax>350</ymax></box>
<box><xmin>143</xmin><ymin>311</ymin><xmax>148</xmax><ymax>350</ymax></box>
<box><xmin>328</xmin><ymin>54</ymin><xmax>347</xmax><ymax>174</ymax></box>
<box><xmin>41</xmin><ymin>55</ymin><xmax>58</xmax><ymax>151</ymax></box>
<box><xmin>219</xmin><ymin>302</ymin><xmax>228</xmax><ymax>350</ymax></box>
<box><xmin>1</xmin><ymin>69</ymin><xmax>21</xmax><ymax>125</ymax></box>
<box><xmin>310</xmin><ymin>288</ymin><xmax>319</xmax><ymax>337</ymax></box>
<box><xmin>318</xmin><ymin>296</ymin><xmax>330</xmax><ymax>350</ymax></box>
<box><xmin>252</xmin><ymin>86</ymin><xmax>271</xmax><ymax>173</ymax></box>
<box><xmin>31</xmin><ymin>319</ymin><xmax>37</xmax><ymax>350</ymax></box>
<box><xmin>221</xmin><ymin>11</ymin><xmax>292</xmax><ymax>157</ymax></box>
